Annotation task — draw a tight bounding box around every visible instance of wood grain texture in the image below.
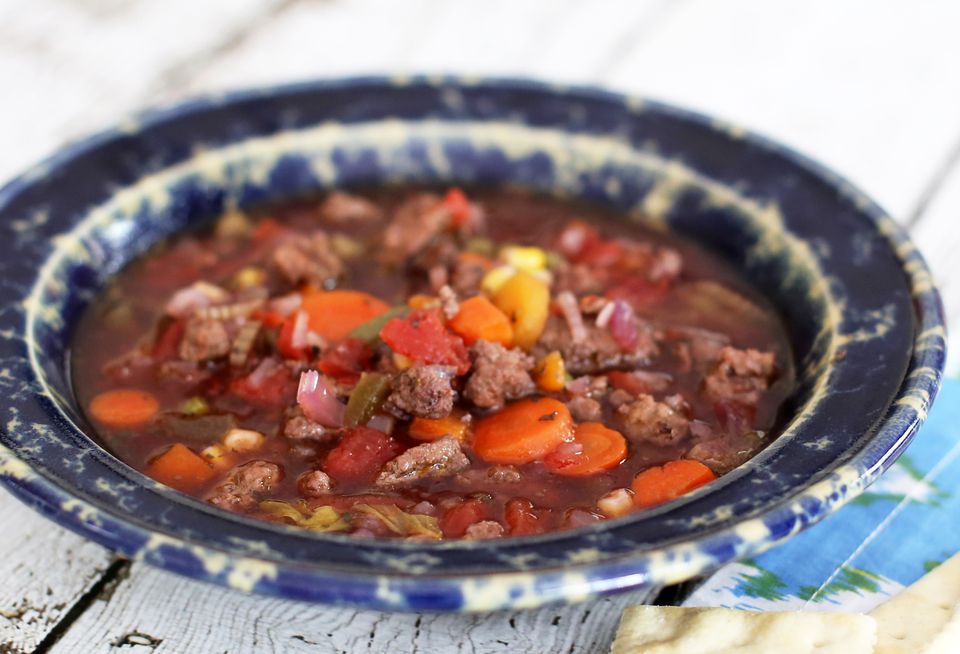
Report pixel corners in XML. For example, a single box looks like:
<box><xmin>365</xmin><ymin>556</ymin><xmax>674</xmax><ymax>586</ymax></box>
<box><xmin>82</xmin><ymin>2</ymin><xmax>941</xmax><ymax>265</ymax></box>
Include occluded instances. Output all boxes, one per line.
<box><xmin>47</xmin><ymin>562</ymin><xmax>653</xmax><ymax>654</ymax></box>
<box><xmin>0</xmin><ymin>492</ymin><xmax>115</xmax><ymax>653</ymax></box>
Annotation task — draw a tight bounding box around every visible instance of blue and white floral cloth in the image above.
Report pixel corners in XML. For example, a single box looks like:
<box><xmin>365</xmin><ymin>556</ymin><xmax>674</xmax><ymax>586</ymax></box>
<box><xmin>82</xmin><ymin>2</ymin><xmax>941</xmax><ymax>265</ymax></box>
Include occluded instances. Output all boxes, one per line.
<box><xmin>685</xmin><ymin>378</ymin><xmax>960</xmax><ymax>613</ymax></box>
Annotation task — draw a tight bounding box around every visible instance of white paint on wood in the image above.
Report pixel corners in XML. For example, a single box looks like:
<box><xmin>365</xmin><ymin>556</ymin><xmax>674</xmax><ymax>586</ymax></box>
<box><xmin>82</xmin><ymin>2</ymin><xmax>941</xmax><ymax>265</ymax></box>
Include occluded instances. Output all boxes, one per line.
<box><xmin>48</xmin><ymin>562</ymin><xmax>654</xmax><ymax>654</ymax></box>
<box><xmin>0</xmin><ymin>0</ymin><xmax>285</xmax><ymax>184</ymax></box>
<box><xmin>0</xmin><ymin>491</ymin><xmax>114</xmax><ymax>653</ymax></box>
<box><xmin>602</xmin><ymin>0</ymin><xmax>960</xmax><ymax>222</ymax></box>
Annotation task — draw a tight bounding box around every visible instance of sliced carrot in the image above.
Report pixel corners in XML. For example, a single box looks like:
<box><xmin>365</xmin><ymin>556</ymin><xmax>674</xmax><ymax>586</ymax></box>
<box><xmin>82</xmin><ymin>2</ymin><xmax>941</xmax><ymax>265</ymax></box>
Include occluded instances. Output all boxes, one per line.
<box><xmin>146</xmin><ymin>443</ymin><xmax>215</xmax><ymax>493</ymax></box>
<box><xmin>407</xmin><ymin>293</ymin><xmax>436</xmax><ymax>310</ymax></box>
<box><xmin>534</xmin><ymin>351</ymin><xmax>566</xmax><ymax>392</ymax></box>
<box><xmin>472</xmin><ymin>397</ymin><xmax>573</xmax><ymax>464</ymax></box>
<box><xmin>631</xmin><ymin>460</ymin><xmax>717</xmax><ymax>509</ymax></box>
<box><xmin>88</xmin><ymin>389</ymin><xmax>159</xmax><ymax>428</ymax></box>
<box><xmin>409</xmin><ymin>409</ymin><xmax>470</xmax><ymax>442</ymax></box>
<box><xmin>301</xmin><ymin>290</ymin><xmax>390</xmax><ymax>342</ymax></box>
<box><xmin>447</xmin><ymin>295</ymin><xmax>514</xmax><ymax>347</ymax></box>
<box><xmin>546</xmin><ymin>423</ymin><xmax>627</xmax><ymax>477</ymax></box>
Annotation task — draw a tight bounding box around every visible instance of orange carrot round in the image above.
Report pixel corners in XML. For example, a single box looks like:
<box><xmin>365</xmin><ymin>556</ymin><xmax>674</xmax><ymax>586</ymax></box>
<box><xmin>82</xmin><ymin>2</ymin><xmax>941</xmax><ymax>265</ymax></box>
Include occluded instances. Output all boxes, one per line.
<box><xmin>472</xmin><ymin>397</ymin><xmax>573</xmax><ymax>464</ymax></box>
<box><xmin>631</xmin><ymin>460</ymin><xmax>716</xmax><ymax>509</ymax></box>
<box><xmin>546</xmin><ymin>422</ymin><xmax>627</xmax><ymax>477</ymax></box>
<box><xmin>447</xmin><ymin>295</ymin><xmax>514</xmax><ymax>346</ymax></box>
<box><xmin>88</xmin><ymin>389</ymin><xmax>159</xmax><ymax>428</ymax></box>
<box><xmin>146</xmin><ymin>443</ymin><xmax>215</xmax><ymax>493</ymax></box>
<box><xmin>301</xmin><ymin>290</ymin><xmax>390</xmax><ymax>342</ymax></box>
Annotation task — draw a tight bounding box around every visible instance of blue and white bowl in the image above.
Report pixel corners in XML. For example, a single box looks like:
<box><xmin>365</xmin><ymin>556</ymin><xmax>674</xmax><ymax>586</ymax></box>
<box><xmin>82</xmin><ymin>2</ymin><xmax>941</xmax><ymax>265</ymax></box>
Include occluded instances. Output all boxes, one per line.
<box><xmin>0</xmin><ymin>77</ymin><xmax>944</xmax><ymax>612</ymax></box>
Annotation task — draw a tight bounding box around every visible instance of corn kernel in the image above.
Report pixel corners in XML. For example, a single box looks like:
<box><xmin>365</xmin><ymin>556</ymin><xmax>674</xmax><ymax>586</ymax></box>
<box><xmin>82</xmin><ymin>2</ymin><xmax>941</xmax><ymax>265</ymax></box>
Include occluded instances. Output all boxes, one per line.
<box><xmin>393</xmin><ymin>352</ymin><xmax>413</xmax><ymax>370</ymax></box>
<box><xmin>223</xmin><ymin>428</ymin><xmax>265</xmax><ymax>453</ymax></box>
<box><xmin>534</xmin><ymin>351</ymin><xmax>566</xmax><ymax>392</ymax></box>
<box><xmin>501</xmin><ymin>245</ymin><xmax>547</xmax><ymax>272</ymax></box>
<box><xmin>232</xmin><ymin>266</ymin><xmax>266</xmax><ymax>290</ymax></box>
<box><xmin>481</xmin><ymin>265</ymin><xmax>517</xmax><ymax>294</ymax></box>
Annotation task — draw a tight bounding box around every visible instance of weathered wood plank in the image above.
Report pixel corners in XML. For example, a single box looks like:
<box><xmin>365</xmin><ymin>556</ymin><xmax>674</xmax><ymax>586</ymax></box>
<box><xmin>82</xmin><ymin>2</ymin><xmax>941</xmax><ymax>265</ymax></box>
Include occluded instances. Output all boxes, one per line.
<box><xmin>0</xmin><ymin>0</ymin><xmax>285</xmax><ymax>184</ymax></box>
<box><xmin>602</xmin><ymin>0</ymin><xmax>960</xmax><ymax>222</ymax></box>
<box><xmin>47</xmin><ymin>562</ymin><xmax>651</xmax><ymax>654</ymax></box>
<box><xmin>0</xmin><ymin>491</ymin><xmax>115</xmax><ymax>654</ymax></box>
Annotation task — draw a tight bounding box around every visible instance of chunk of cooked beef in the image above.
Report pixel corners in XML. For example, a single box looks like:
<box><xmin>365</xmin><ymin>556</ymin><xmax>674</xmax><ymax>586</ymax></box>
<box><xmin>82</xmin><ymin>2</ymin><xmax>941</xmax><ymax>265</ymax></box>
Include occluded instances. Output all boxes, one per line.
<box><xmin>535</xmin><ymin>315</ymin><xmax>658</xmax><ymax>376</ymax></box>
<box><xmin>451</xmin><ymin>254</ymin><xmax>488</xmax><ymax>296</ymax></box>
<box><xmin>272</xmin><ymin>230</ymin><xmax>343</xmax><ymax>288</ymax></box>
<box><xmin>282</xmin><ymin>407</ymin><xmax>331</xmax><ymax>442</ymax></box>
<box><xmin>616</xmin><ymin>394</ymin><xmax>690</xmax><ymax>446</ymax></box>
<box><xmin>463</xmin><ymin>340</ymin><xmax>535</xmax><ymax>410</ymax></box>
<box><xmin>487</xmin><ymin>465</ymin><xmax>522</xmax><ymax>483</ymax></box>
<box><xmin>566</xmin><ymin>396</ymin><xmax>602</xmax><ymax>422</ymax></box>
<box><xmin>207</xmin><ymin>460</ymin><xmax>282</xmax><ymax>512</ymax></box>
<box><xmin>464</xmin><ymin>520</ymin><xmax>505</xmax><ymax>540</ymax></box>
<box><xmin>702</xmin><ymin>346</ymin><xmax>777</xmax><ymax>406</ymax></box>
<box><xmin>375</xmin><ymin>436</ymin><xmax>470</xmax><ymax>487</ymax></box>
<box><xmin>686</xmin><ymin>430</ymin><xmax>766</xmax><ymax>475</ymax></box>
<box><xmin>318</xmin><ymin>191</ymin><xmax>383</xmax><ymax>224</ymax></box>
<box><xmin>382</xmin><ymin>193</ymin><xmax>451</xmax><ymax>263</ymax></box>
<box><xmin>297</xmin><ymin>469</ymin><xmax>333</xmax><ymax>497</ymax></box>
<box><xmin>178</xmin><ymin>318</ymin><xmax>231</xmax><ymax>362</ymax></box>
<box><xmin>384</xmin><ymin>365</ymin><xmax>456</xmax><ymax>419</ymax></box>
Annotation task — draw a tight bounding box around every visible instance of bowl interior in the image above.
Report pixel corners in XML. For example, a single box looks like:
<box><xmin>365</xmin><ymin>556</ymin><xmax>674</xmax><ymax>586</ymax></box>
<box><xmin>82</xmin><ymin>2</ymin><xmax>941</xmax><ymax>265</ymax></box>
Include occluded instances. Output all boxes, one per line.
<box><xmin>0</xmin><ymin>78</ymin><xmax>938</xmax><ymax>611</ymax></box>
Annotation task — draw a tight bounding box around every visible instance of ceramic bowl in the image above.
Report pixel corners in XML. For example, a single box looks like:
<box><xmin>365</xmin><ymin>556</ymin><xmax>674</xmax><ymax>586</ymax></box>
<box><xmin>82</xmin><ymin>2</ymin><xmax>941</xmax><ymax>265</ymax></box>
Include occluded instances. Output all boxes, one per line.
<box><xmin>0</xmin><ymin>77</ymin><xmax>944</xmax><ymax>612</ymax></box>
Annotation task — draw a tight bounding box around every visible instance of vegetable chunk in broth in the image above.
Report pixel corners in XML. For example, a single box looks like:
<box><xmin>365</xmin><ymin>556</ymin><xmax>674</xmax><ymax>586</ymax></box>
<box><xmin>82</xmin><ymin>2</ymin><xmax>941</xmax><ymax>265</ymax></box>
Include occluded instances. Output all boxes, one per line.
<box><xmin>72</xmin><ymin>187</ymin><xmax>793</xmax><ymax>540</ymax></box>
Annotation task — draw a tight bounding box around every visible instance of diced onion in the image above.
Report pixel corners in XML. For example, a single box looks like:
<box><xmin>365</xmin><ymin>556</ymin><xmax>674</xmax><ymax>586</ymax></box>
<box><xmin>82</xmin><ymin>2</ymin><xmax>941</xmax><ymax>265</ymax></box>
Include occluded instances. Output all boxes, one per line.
<box><xmin>165</xmin><ymin>282</ymin><xmax>229</xmax><ymax>317</ymax></box>
<box><xmin>268</xmin><ymin>293</ymin><xmax>303</xmax><ymax>318</ymax></box>
<box><xmin>289</xmin><ymin>310</ymin><xmax>309</xmax><ymax>350</ymax></box>
<box><xmin>595</xmin><ymin>301</ymin><xmax>615</xmax><ymax>328</ymax></box>
<box><xmin>608</xmin><ymin>300</ymin><xmax>639</xmax><ymax>351</ymax></box>
<box><xmin>556</xmin><ymin>291</ymin><xmax>587</xmax><ymax>343</ymax></box>
<box><xmin>367</xmin><ymin>413</ymin><xmax>396</xmax><ymax>435</ymax></box>
<box><xmin>246</xmin><ymin>357</ymin><xmax>282</xmax><ymax>389</ymax></box>
<box><xmin>297</xmin><ymin>370</ymin><xmax>345</xmax><ymax>427</ymax></box>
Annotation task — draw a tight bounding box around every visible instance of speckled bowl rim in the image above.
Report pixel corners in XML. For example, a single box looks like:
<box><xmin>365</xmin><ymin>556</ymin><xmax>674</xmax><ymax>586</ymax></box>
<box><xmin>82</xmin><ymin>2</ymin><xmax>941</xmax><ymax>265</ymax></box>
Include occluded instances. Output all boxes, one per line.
<box><xmin>0</xmin><ymin>76</ymin><xmax>946</xmax><ymax>612</ymax></box>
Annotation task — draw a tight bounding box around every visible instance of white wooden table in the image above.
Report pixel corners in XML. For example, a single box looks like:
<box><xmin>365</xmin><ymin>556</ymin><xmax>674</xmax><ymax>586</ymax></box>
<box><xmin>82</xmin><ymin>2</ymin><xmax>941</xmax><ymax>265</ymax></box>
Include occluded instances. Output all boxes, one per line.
<box><xmin>2</xmin><ymin>1</ymin><xmax>959</xmax><ymax>651</ymax></box>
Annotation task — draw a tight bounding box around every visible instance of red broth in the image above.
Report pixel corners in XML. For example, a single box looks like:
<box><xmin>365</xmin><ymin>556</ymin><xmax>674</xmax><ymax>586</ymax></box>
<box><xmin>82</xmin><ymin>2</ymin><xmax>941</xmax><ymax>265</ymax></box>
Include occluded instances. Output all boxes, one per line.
<box><xmin>71</xmin><ymin>187</ymin><xmax>794</xmax><ymax>540</ymax></box>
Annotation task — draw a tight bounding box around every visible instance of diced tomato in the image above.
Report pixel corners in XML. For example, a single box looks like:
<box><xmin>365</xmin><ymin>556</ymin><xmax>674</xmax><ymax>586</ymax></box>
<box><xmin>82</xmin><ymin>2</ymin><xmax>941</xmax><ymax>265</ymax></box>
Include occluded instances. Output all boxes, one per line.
<box><xmin>579</xmin><ymin>239</ymin><xmax>625</xmax><ymax>267</ymax></box>
<box><xmin>277</xmin><ymin>313</ymin><xmax>310</xmax><ymax>360</ymax></box>
<box><xmin>251</xmin><ymin>309</ymin><xmax>285</xmax><ymax>329</ymax></box>
<box><xmin>714</xmin><ymin>401</ymin><xmax>756</xmax><ymax>435</ymax></box>
<box><xmin>556</xmin><ymin>220</ymin><xmax>600</xmax><ymax>260</ymax></box>
<box><xmin>439</xmin><ymin>498</ymin><xmax>489</xmax><ymax>538</ymax></box>
<box><xmin>152</xmin><ymin>319</ymin><xmax>186</xmax><ymax>359</ymax></box>
<box><xmin>251</xmin><ymin>218</ymin><xmax>285</xmax><ymax>242</ymax></box>
<box><xmin>317</xmin><ymin>338</ymin><xmax>373</xmax><ymax>385</ymax></box>
<box><xmin>379</xmin><ymin>310</ymin><xmax>470</xmax><ymax>375</ymax></box>
<box><xmin>504</xmin><ymin>498</ymin><xmax>544</xmax><ymax>536</ymax></box>
<box><xmin>605</xmin><ymin>277</ymin><xmax>670</xmax><ymax>307</ymax></box>
<box><xmin>230</xmin><ymin>368</ymin><xmax>295</xmax><ymax>406</ymax></box>
<box><xmin>322</xmin><ymin>427</ymin><xmax>402</xmax><ymax>485</ymax></box>
<box><xmin>442</xmin><ymin>188</ymin><xmax>472</xmax><ymax>228</ymax></box>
